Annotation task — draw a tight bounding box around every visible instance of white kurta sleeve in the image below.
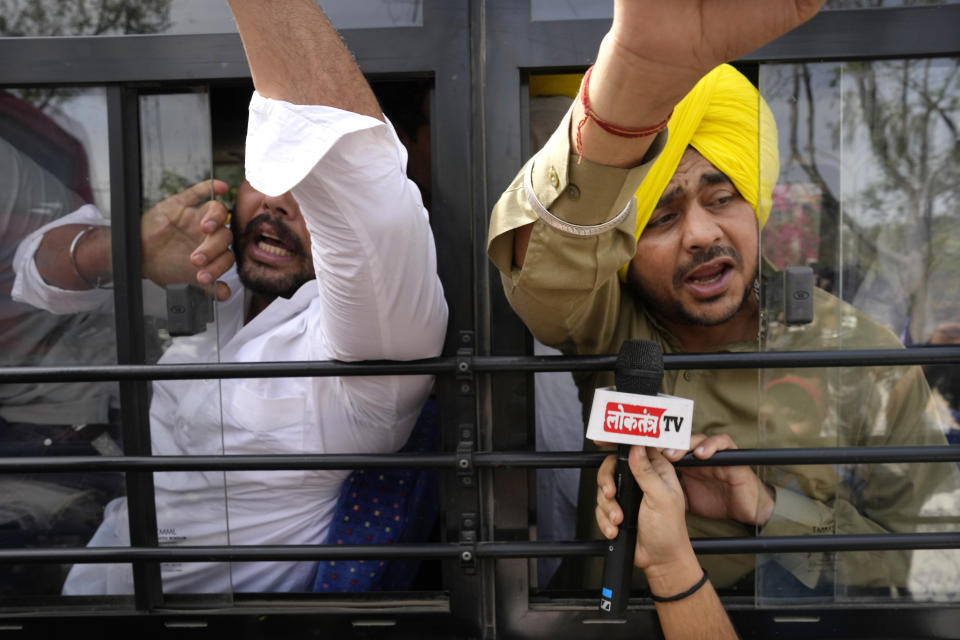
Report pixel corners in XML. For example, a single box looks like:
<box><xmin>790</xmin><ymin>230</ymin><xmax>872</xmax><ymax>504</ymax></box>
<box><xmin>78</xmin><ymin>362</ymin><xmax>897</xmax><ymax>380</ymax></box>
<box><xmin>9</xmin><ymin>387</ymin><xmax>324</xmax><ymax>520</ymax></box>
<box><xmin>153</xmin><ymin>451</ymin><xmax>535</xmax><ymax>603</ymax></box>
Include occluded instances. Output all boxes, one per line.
<box><xmin>12</xmin><ymin>204</ymin><xmax>113</xmax><ymax>314</ymax></box>
<box><xmin>244</xmin><ymin>93</ymin><xmax>448</xmax><ymax>428</ymax></box>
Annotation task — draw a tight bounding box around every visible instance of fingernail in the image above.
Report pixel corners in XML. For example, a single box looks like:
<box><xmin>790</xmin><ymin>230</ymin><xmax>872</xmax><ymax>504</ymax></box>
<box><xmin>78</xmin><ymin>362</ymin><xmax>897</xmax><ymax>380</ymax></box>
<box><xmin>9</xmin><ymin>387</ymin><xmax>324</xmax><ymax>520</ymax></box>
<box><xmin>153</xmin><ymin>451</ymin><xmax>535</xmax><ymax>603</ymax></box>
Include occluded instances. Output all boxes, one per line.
<box><xmin>695</xmin><ymin>446</ymin><xmax>705</xmax><ymax>455</ymax></box>
<box><xmin>203</xmin><ymin>221</ymin><xmax>216</xmax><ymax>232</ymax></box>
<box><xmin>664</xmin><ymin>448</ymin><xmax>676</xmax><ymax>456</ymax></box>
<box><xmin>197</xmin><ymin>271</ymin><xmax>212</xmax><ymax>284</ymax></box>
<box><xmin>192</xmin><ymin>253</ymin><xmax>207</xmax><ymax>266</ymax></box>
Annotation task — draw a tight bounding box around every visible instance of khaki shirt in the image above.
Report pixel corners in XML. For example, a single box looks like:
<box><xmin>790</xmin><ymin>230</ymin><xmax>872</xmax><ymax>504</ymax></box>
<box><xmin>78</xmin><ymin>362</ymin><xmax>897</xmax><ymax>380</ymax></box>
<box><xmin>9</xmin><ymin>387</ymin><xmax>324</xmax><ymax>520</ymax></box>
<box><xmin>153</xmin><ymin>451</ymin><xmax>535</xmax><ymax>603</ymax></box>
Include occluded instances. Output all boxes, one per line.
<box><xmin>488</xmin><ymin>108</ymin><xmax>958</xmax><ymax>593</ymax></box>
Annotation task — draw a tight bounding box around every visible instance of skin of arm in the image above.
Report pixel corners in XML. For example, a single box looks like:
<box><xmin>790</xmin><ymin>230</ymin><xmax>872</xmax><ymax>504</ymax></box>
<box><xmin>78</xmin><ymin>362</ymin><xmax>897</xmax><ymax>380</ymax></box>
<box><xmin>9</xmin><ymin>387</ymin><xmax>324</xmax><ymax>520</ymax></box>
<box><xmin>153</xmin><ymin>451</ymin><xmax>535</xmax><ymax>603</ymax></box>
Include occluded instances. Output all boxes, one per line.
<box><xmin>34</xmin><ymin>180</ymin><xmax>234</xmax><ymax>300</ymax></box>
<box><xmin>512</xmin><ymin>0</ymin><xmax>824</xmax><ymax>268</ymax></box>
<box><xmin>617</xmin><ymin>445</ymin><xmax>739</xmax><ymax>640</ymax></box>
<box><xmin>227</xmin><ymin>0</ymin><xmax>382</xmax><ymax>120</ymax></box>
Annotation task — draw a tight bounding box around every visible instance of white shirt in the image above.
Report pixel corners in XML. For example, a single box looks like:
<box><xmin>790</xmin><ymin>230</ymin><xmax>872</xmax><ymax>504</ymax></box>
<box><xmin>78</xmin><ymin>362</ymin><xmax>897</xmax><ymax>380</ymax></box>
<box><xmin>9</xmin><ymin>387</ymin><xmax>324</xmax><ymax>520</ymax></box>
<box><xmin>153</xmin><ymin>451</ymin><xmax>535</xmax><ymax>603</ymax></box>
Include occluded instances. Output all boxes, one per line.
<box><xmin>14</xmin><ymin>93</ymin><xmax>448</xmax><ymax>594</ymax></box>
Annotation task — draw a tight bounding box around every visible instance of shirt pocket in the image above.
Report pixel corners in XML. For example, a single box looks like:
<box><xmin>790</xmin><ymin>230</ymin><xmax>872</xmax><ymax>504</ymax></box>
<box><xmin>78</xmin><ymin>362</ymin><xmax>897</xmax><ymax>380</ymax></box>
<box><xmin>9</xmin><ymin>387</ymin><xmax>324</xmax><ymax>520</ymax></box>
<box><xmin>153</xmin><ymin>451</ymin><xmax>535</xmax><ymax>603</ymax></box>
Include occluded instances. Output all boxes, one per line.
<box><xmin>220</xmin><ymin>382</ymin><xmax>307</xmax><ymax>456</ymax></box>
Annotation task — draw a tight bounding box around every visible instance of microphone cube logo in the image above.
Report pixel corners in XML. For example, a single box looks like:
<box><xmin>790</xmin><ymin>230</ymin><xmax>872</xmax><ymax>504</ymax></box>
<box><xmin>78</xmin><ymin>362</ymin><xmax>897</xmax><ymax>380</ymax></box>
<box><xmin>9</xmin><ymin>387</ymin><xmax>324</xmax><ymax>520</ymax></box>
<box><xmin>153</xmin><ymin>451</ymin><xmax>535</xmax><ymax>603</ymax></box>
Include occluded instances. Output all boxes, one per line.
<box><xmin>603</xmin><ymin>402</ymin><xmax>666</xmax><ymax>438</ymax></box>
<box><xmin>587</xmin><ymin>387</ymin><xmax>694</xmax><ymax>450</ymax></box>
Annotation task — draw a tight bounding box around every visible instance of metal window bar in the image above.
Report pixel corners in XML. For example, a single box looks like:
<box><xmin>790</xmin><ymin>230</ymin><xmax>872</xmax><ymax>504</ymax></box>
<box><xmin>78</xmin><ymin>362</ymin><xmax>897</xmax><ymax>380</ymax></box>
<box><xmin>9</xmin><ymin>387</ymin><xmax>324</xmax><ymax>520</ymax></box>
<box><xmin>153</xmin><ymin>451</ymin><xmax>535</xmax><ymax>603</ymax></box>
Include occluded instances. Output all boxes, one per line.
<box><xmin>1</xmin><ymin>349</ymin><xmax>959</xmax><ymax>568</ymax></box>
<box><xmin>1</xmin><ymin>345</ymin><xmax>959</xmax><ymax>382</ymax></box>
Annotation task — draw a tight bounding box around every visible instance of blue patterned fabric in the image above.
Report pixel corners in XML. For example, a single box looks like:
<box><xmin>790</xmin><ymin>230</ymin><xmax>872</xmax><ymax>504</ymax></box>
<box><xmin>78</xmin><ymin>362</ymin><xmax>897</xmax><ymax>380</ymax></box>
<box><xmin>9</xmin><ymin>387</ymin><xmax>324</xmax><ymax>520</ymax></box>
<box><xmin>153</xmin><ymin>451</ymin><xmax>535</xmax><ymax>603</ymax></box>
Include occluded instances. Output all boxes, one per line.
<box><xmin>313</xmin><ymin>397</ymin><xmax>438</xmax><ymax>592</ymax></box>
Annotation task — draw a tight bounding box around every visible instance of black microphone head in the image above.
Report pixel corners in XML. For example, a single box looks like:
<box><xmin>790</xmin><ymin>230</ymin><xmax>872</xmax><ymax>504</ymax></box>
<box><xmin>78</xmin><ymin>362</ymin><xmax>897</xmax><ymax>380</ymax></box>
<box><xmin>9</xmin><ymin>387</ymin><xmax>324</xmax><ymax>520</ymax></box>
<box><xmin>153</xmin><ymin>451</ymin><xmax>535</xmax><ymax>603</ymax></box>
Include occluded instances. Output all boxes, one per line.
<box><xmin>615</xmin><ymin>339</ymin><xmax>663</xmax><ymax>395</ymax></box>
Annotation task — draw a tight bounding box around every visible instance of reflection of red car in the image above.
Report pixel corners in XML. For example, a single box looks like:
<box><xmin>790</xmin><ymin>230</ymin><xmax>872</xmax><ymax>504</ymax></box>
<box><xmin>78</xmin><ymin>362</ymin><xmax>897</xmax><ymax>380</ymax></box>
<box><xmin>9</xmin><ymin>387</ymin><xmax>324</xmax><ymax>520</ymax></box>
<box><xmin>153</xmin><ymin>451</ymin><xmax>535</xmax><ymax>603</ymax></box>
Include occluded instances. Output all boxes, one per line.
<box><xmin>0</xmin><ymin>90</ymin><xmax>122</xmax><ymax>597</ymax></box>
<box><xmin>0</xmin><ymin>90</ymin><xmax>93</xmax><ymax>205</ymax></box>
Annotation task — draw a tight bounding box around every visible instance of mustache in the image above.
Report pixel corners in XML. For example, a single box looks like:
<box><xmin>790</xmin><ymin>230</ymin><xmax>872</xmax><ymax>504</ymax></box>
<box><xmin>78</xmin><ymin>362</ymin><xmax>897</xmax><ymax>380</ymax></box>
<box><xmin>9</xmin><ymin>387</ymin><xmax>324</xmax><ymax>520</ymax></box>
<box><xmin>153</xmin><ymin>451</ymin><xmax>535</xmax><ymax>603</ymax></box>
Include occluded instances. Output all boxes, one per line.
<box><xmin>672</xmin><ymin>245</ymin><xmax>744</xmax><ymax>289</ymax></box>
<box><xmin>234</xmin><ymin>212</ymin><xmax>306</xmax><ymax>254</ymax></box>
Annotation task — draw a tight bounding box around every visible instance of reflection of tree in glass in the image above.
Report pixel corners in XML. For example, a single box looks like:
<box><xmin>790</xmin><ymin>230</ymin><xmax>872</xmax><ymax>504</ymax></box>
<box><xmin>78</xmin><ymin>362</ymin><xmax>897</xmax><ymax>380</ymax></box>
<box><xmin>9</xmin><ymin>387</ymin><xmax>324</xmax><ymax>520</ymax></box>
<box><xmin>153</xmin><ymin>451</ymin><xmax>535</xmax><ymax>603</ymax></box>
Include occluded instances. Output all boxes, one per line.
<box><xmin>0</xmin><ymin>0</ymin><xmax>172</xmax><ymax>112</ymax></box>
<box><xmin>0</xmin><ymin>0</ymin><xmax>171</xmax><ymax>36</ymax></box>
<box><xmin>143</xmin><ymin>168</ymin><xmax>215</xmax><ymax>211</ymax></box>
<box><xmin>769</xmin><ymin>58</ymin><xmax>960</xmax><ymax>342</ymax></box>
<box><xmin>845</xmin><ymin>58</ymin><xmax>960</xmax><ymax>342</ymax></box>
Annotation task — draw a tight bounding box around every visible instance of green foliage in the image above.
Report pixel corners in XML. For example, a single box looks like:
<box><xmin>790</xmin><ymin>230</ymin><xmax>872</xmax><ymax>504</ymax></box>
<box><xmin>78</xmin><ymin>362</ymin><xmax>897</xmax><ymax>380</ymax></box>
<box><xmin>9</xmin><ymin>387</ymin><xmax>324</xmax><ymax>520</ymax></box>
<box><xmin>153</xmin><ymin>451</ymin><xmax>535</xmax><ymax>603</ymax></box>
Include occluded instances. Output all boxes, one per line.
<box><xmin>0</xmin><ymin>0</ymin><xmax>171</xmax><ymax>36</ymax></box>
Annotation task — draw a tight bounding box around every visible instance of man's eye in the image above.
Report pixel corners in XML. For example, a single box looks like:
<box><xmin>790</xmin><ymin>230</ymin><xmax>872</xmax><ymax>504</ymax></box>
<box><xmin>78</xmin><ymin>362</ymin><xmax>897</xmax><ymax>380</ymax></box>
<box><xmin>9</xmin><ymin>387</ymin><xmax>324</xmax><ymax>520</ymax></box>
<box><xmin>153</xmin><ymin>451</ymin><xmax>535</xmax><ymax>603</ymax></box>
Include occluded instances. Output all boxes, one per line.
<box><xmin>648</xmin><ymin>211</ymin><xmax>676</xmax><ymax>228</ymax></box>
<box><xmin>709</xmin><ymin>192</ymin><xmax>736</xmax><ymax>207</ymax></box>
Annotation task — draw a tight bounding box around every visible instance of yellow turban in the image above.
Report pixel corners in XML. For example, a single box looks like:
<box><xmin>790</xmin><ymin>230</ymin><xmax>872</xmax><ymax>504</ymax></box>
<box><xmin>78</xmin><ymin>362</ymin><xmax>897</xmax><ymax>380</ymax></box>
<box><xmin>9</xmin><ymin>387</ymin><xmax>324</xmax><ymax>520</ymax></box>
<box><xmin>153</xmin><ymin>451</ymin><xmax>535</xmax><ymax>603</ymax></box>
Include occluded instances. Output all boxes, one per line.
<box><xmin>617</xmin><ymin>64</ymin><xmax>779</xmax><ymax>282</ymax></box>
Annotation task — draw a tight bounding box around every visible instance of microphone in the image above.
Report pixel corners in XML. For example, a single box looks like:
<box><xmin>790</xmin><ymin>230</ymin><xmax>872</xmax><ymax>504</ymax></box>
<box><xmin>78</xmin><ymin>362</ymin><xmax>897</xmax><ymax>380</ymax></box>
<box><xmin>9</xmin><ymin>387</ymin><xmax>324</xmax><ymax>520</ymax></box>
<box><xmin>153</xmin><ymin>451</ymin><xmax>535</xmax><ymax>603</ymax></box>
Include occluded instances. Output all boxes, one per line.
<box><xmin>599</xmin><ymin>339</ymin><xmax>664</xmax><ymax>616</ymax></box>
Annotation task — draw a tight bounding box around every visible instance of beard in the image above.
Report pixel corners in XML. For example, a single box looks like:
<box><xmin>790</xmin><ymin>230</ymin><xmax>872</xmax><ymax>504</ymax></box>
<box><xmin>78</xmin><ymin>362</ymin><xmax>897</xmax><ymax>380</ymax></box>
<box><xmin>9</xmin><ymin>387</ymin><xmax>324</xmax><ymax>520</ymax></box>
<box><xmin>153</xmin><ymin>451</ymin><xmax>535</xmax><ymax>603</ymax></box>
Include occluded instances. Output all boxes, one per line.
<box><xmin>630</xmin><ymin>244</ymin><xmax>757</xmax><ymax>328</ymax></box>
<box><xmin>232</xmin><ymin>213</ymin><xmax>316</xmax><ymax>300</ymax></box>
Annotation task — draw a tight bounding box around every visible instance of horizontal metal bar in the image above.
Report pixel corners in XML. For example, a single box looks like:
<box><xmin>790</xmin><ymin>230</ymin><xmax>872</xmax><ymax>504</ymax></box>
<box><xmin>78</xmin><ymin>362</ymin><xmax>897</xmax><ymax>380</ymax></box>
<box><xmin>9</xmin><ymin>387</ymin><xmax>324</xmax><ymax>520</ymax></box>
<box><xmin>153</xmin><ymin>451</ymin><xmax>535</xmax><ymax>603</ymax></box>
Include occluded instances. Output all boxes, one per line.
<box><xmin>1</xmin><ymin>347</ymin><xmax>959</xmax><ymax>383</ymax></box>
<box><xmin>0</xmin><ymin>358</ymin><xmax>457</xmax><ymax>383</ymax></box>
<box><xmin>0</xmin><ymin>544</ymin><xmax>459</xmax><ymax>564</ymax></box>
<box><xmin>2</xmin><ymin>446</ymin><xmax>958</xmax><ymax>474</ymax></box>
<box><xmin>475</xmin><ymin>346</ymin><xmax>960</xmax><ymax>373</ymax></box>
<box><xmin>3</xmin><ymin>531</ymin><xmax>959</xmax><ymax>565</ymax></box>
<box><xmin>745</xmin><ymin>5</ymin><xmax>960</xmax><ymax>62</ymax></box>
<box><xmin>476</xmin><ymin>446</ymin><xmax>960</xmax><ymax>469</ymax></box>
<box><xmin>0</xmin><ymin>453</ymin><xmax>459</xmax><ymax>473</ymax></box>
<box><xmin>483</xmin><ymin>531</ymin><xmax>960</xmax><ymax>557</ymax></box>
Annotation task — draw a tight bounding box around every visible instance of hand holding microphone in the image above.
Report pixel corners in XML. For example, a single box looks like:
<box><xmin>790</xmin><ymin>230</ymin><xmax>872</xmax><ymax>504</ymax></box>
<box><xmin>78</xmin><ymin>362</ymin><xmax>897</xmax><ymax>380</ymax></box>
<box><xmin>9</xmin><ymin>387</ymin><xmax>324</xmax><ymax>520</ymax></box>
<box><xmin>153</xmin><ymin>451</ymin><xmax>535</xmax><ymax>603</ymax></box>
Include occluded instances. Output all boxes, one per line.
<box><xmin>597</xmin><ymin>339</ymin><xmax>666</xmax><ymax>615</ymax></box>
<box><xmin>600</xmin><ymin>446</ymin><xmax>697</xmax><ymax>580</ymax></box>
<box><xmin>599</xmin><ymin>446</ymin><xmax>740</xmax><ymax>640</ymax></box>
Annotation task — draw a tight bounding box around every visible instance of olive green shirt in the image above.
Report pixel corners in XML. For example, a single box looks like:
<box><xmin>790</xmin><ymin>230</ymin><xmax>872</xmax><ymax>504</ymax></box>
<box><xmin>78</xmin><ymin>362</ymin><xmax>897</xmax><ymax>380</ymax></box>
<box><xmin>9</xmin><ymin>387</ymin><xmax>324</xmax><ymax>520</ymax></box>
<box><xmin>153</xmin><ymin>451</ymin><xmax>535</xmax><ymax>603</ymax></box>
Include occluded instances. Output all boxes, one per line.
<box><xmin>488</xmin><ymin>108</ymin><xmax>958</xmax><ymax>594</ymax></box>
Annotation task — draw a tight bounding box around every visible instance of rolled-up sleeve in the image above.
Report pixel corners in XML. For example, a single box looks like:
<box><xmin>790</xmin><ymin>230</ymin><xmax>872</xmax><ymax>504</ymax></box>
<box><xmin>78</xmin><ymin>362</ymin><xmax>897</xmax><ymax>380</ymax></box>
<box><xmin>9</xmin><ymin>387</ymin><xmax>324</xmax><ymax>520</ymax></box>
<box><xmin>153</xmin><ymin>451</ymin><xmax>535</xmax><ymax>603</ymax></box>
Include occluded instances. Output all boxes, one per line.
<box><xmin>12</xmin><ymin>204</ymin><xmax>113</xmax><ymax>315</ymax></box>
<box><xmin>245</xmin><ymin>93</ymin><xmax>448</xmax><ymax>423</ymax></box>
<box><xmin>486</xmin><ymin>107</ymin><xmax>664</xmax><ymax>352</ymax></box>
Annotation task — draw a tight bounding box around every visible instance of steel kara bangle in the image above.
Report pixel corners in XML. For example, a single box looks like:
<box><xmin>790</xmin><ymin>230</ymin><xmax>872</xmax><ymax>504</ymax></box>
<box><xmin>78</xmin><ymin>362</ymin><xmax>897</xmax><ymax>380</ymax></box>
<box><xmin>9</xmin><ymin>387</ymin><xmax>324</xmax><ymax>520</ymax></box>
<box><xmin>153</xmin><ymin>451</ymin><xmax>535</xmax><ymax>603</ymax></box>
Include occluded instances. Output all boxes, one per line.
<box><xmin>523</xmin><ymin>155</ymin><xmax>635</xmax><ymax>237</ymax></box>
<box><xmin>68</xmin><ymin>225</ymin><xmax>113</xmax><ymax>290</ymax></box>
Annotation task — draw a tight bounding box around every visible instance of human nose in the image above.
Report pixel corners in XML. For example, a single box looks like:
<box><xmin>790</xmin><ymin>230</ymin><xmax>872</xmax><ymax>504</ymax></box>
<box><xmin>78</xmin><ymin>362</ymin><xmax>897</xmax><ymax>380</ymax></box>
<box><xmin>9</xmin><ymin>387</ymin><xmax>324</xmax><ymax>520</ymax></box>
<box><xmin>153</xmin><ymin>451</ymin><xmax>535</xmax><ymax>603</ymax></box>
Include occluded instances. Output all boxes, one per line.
<box><xmin>680</xmin><ymin>202</ymin><xmax>723</xmax><ymax>252</ymax></box>
<box><xmin>261</xmin><ymin>192</ymin><xmax>300</xmax><ymax>219</ymax></box>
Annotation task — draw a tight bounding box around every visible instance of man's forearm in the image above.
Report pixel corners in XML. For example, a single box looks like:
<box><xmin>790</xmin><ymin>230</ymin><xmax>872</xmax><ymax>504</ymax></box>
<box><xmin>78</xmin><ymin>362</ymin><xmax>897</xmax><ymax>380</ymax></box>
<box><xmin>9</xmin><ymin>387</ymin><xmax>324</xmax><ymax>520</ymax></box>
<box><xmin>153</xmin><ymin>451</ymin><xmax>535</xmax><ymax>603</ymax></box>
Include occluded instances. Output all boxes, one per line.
<box><xmin>653</xmin><ymin>580</ymin><xmax>740</xmax><ymax>640</ymax></box>
<box><xmin>35</xmin><ymin>223</ymin><xmax>111</xmax><ymax>290</ymax></box>
<box><xmin>227</xmin><ymin>0</ymin><xmax>382</xmax><ymax>120</ymax></box>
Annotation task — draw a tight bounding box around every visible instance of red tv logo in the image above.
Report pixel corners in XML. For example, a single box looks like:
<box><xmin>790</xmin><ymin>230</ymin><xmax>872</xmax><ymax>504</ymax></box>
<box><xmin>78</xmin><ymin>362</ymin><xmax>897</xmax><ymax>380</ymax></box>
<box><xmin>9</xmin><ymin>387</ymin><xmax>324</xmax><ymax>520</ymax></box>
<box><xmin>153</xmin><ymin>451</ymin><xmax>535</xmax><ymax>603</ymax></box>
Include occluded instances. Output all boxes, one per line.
<box><xmin>603</xmin><ymin>402</ymin><xmax>666</xmax><ymax>437</ymax></box>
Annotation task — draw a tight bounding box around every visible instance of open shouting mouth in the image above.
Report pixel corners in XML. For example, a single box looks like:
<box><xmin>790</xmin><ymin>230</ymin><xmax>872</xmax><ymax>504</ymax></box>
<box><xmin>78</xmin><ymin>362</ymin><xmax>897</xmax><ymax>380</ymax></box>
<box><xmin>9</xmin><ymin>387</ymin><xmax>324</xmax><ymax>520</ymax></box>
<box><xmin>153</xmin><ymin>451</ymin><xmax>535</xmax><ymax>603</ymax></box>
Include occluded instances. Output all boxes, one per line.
<box><xmin>257</xmin><ymin>230</ymin><xmax>295</xmax><ymax>258</ymax></box>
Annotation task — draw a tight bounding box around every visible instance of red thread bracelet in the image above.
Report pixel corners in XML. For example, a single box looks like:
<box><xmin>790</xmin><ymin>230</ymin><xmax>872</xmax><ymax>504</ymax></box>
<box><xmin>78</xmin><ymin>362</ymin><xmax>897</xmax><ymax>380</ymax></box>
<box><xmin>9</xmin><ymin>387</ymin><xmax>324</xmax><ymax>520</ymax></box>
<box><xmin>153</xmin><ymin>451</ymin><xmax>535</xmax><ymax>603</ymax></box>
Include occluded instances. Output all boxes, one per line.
<box><xmin>575</xmin><ymin>64</ymin><xmax>672</xmax><ymax>163</ymax></box>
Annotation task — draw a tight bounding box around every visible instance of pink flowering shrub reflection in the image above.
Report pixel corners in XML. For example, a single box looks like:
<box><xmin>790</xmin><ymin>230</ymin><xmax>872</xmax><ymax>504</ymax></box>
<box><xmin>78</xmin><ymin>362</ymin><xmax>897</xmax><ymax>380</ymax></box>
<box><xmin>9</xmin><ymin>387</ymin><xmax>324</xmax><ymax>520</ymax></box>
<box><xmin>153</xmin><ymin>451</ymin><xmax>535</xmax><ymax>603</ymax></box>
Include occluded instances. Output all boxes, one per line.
<box><xmin>763</xmin><ymin>182</ymin><xmax>822</xmax><ymax>270</ymax></box>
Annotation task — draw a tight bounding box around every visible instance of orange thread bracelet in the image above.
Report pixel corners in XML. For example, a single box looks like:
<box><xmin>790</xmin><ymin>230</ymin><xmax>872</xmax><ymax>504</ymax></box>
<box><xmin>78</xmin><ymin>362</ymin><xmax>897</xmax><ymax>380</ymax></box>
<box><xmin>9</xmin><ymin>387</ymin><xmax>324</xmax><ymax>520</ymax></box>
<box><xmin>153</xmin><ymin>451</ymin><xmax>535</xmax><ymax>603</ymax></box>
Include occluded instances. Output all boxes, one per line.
<box><xmin>575</xmin><ymin>64</ymin><xmax>672</xmax><ymax>163</ymax></box>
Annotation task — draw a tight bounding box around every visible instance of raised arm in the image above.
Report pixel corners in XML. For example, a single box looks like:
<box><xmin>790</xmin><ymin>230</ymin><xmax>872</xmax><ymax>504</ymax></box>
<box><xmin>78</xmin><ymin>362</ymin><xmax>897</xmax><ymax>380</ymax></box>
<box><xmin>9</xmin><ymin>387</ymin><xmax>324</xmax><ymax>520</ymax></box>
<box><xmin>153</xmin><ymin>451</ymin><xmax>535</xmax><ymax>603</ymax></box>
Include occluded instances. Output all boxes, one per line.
<box><xmin>227</xmin><ymin>0</ymin><xmax>381</xmax><ymax>119</ymax></box>
<box><xmin>511</xmin><ymin>0</ymin><xmax>823</xmax><ymax>267</ymax></box>
<box><xmin>577</xmin><ymin>0</ymin><xmax>821</xmax><ymax>167</ymax></box>
<box><xmin>226</xmin><ymin>0</ymin><xmax>447</xmax><ymax>434</ymax></box>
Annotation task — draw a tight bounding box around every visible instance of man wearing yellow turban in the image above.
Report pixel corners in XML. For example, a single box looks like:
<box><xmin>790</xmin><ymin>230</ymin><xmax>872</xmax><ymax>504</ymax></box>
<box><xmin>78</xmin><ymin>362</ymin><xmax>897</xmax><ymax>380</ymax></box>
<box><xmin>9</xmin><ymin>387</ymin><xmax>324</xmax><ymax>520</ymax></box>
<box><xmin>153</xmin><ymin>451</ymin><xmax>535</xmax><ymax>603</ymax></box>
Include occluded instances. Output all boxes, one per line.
<box><xmin>488</xmin><ymin>0</ymin><xmax>956</xmax><ymax>599</ymax></box>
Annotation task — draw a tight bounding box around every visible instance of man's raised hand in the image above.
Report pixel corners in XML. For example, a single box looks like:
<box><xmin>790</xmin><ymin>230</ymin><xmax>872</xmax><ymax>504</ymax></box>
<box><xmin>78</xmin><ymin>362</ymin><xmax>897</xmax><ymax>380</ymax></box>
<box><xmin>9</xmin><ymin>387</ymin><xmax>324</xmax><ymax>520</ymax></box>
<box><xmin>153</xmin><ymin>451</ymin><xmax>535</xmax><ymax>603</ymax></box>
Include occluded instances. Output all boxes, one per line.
<box><xmin>140</xmin><ymin>179</ymin><xmax>234</xmax><ymax>301</ymax></box>
<box><xmin>610</xmin><ymin>0</ymin><xmax>824</xmax><ymax>86</ymax></box>
<box><xmin>580</xmin><ymin>0</ymin><xmax>824</xmax><ymax>167</ymax></box>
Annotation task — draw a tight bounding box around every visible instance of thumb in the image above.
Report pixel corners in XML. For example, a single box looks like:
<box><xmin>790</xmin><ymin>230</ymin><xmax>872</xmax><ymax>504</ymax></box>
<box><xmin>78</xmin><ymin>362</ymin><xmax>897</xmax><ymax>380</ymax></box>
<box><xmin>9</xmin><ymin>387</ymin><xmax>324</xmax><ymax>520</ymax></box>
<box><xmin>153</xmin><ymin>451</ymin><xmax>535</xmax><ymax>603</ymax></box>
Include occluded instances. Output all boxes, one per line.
<box><xmin>628</xmin><ymin>446</ymin><xmax>666</xmax><ymax>497</ymax></box>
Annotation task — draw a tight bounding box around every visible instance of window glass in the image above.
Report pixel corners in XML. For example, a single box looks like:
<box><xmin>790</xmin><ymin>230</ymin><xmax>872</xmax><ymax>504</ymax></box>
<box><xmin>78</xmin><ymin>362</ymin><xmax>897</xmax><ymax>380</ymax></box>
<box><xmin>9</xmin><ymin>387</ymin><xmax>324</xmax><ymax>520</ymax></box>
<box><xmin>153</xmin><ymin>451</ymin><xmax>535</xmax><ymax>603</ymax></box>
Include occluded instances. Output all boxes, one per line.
<box><xmin>530</xmin><ymin>0</ymin><xmax>957</xmax><ymax>22</ymax></box>
<box><xmin>0</xmin><ymin>0</ymin><xmax>423</xmax><ymax>36</ymax></box>
<box><xmin>758</xmin><ymin>58</ymin><xmax>960</xmax><ymax>605</ymax></box>
<box><xmin>58</xmin><ymin>80</ymin><xmax>440</xmax><ymax>601</ymax></box>
<box><xmin>0</xmin><ymin>86</ymin><xmax>123</xmax><ymax>602</ymax></box>
<box><xmin>530</xmin><ymin>0</ymin><xmax>611</xmax><ymax>22</ymax></box>
<box><xmin>524</xmin><ymin>73</ymin><xmax>581</xmax><ymax>590</ymax></box>
<box><xmin>135</xmin><ymin>89</ymin><xmax>236</xmax><ymax>601</ymax></box>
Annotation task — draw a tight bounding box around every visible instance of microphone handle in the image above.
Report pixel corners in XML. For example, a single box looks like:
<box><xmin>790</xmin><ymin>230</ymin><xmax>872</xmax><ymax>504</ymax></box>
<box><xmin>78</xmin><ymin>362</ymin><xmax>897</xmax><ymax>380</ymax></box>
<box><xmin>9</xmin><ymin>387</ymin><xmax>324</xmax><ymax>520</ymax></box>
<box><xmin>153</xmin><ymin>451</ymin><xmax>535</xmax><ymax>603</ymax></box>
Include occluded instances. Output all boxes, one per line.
<box><xmin>599</xmin><ymin>444</ymin><xmax>642</xmax><ymax>616</ymax></box>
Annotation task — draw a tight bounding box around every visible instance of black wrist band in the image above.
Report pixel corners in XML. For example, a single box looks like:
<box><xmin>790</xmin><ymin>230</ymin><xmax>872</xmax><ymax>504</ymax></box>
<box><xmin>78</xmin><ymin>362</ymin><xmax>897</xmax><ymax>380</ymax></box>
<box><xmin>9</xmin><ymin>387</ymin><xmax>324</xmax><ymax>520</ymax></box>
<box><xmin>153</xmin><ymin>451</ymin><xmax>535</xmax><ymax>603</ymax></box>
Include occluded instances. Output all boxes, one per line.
<box><xmin>649</xmin><ymin>568</ymin><xmax>709</xmax><ymax>603</ymax></box>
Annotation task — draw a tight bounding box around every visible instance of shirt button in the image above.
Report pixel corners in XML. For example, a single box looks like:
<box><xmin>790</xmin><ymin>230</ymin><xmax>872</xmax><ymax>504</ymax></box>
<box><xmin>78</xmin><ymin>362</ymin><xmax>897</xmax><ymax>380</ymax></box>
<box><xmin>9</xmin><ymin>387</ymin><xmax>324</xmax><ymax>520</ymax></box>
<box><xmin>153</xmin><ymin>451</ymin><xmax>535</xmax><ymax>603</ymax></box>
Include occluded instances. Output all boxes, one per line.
<box><xmin>565</xmin><ymin>184</ymin><xmax>581</xmax><ymax>200</ymax></box>
<box><xmin>683</xmin><ymin>371</ymin><xmax>694</xmax><ymax>381</ymax></box>
<box><xmin>549</xmin><ymin>167</ymin><xmax>560</xmax><ymax>189</ymax></box>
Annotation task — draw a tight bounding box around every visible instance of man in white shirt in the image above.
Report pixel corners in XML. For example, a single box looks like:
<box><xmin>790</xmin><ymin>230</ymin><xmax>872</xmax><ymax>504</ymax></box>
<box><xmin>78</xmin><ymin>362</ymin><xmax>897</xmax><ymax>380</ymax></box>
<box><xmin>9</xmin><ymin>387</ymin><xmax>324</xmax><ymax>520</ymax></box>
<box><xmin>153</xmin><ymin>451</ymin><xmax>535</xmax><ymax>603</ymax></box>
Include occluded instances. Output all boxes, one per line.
<box><xmin>12</xmin><ymin>0</ymin><xmax>448</xmax><ymax>594</ymax></box>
